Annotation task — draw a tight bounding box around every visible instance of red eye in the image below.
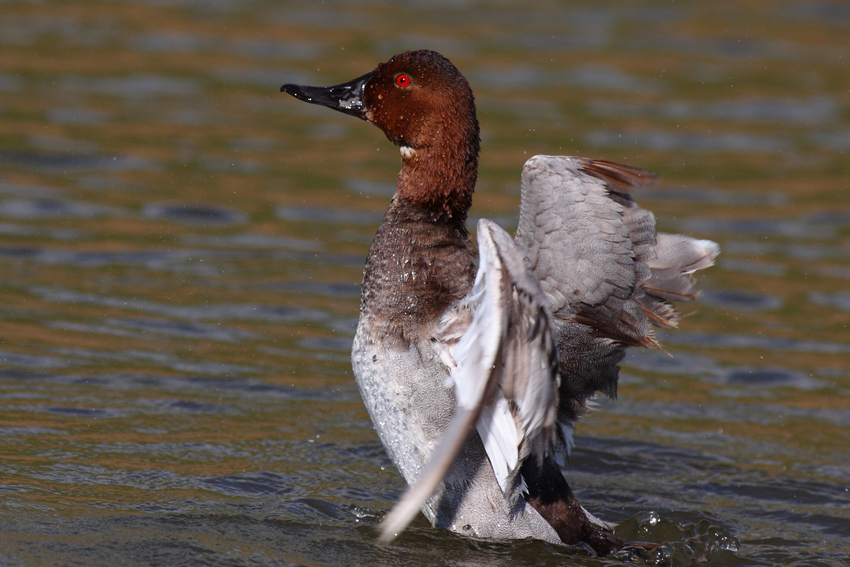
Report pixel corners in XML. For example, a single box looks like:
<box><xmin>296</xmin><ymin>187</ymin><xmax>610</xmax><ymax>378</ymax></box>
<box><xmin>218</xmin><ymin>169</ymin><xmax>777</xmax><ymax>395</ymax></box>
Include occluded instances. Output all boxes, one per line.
<box><xmin>395</xmin><ymin>74</ymin><xmax>411</xmax><ymax>88</ymax></box>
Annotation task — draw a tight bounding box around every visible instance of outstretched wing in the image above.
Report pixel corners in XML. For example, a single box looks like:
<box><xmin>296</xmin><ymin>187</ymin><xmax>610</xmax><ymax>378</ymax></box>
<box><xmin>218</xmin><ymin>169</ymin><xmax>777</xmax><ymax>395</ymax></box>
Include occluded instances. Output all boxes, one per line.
<box><xmin>378</xmin><ymin>219</ymin><xmax>560</xmax><ymax>542</ymax></box>
<box><xmin>378</xmin><ymin>157</ymin><xmax>718</xmax><ymax>541</ymax></box>
<box><xmin>516</xmin><ymin>155</ymin><xmax>719</xmax><ymax>425</ymax></box>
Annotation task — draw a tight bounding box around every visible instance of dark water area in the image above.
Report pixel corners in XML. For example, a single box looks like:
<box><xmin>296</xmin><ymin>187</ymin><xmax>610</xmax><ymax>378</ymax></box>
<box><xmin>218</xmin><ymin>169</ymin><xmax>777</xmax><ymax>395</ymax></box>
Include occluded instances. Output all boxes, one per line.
<box><xmin>1</xmin><ymin>1</ymin><xmax>849</xmax><ymax>565</ymax></box>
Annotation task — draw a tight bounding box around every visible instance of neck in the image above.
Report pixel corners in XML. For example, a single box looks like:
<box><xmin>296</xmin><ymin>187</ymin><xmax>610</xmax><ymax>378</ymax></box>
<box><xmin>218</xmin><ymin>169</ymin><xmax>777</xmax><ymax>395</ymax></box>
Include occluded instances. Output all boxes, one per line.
<box><xmin>359</xmin><ymin>106</ymin><xmax>480</xmax><ymax>337</ymax></box>
<box><xmin>395</xmin><ymin>124</ymin><xmax>479</xmax><ymax>223</ymax></box>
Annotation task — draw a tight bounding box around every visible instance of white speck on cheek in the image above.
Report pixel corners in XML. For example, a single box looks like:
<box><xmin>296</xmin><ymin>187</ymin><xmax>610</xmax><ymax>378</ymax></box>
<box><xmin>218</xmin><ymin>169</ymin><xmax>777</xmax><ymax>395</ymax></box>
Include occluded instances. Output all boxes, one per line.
<box><xmin>400</xmin><ymin>145</ymin><xmax>416</xmax><ymax>159</ymax></box>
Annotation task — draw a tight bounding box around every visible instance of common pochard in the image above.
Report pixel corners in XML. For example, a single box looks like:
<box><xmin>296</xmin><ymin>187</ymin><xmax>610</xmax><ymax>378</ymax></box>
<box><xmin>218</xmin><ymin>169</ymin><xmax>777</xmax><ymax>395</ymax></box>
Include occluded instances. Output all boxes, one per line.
<box><xmin>281</xmin><ymin>50</ymin><xmax>718</xmax><ymax>556</ymax></box>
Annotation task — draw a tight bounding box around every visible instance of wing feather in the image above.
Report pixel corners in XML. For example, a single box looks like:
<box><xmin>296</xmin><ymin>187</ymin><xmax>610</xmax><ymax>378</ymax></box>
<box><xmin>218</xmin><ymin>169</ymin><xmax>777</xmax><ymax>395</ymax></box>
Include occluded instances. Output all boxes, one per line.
<box><xmin>516</xmin><ymin>155</ymin><xmax>718</xmax><ymax>425</ymax></box>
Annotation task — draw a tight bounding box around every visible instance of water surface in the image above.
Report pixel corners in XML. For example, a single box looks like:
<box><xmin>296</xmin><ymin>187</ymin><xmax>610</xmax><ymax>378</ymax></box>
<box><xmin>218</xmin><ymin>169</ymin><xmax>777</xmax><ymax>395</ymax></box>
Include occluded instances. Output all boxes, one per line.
<box><xmin>1</xmin><ymin>1</ymin><xmax>849</xmax><ymax>566</ymax></box>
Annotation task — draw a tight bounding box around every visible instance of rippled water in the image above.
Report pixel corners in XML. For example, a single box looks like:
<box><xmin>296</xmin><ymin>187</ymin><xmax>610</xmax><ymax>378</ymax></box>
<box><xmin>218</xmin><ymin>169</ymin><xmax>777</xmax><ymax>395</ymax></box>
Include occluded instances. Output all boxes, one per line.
<box><xmin>1</xmin><ymin>1</ymin><xmax>849</xmax><ymax>566</ymax></box>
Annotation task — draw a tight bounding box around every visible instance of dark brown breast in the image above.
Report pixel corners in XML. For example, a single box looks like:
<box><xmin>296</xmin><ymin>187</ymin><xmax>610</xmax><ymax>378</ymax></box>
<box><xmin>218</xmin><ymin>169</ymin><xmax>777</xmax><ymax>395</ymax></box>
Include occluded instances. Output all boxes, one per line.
<box><xmin>359</xmin><ymin>196</ymin><xmax>476</xmax><ymax>342</ymax></box>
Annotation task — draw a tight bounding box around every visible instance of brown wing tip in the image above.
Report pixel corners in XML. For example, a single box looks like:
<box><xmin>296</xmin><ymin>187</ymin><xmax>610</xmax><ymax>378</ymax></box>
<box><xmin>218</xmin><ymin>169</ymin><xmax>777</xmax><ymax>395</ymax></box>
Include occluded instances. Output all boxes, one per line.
<box><xmin>642</xmin><ymin>305</ymin><xmax>680</xmax><ymax>328</ymax></box>
<box><xmin>572</xmin><ymin>312</ymin><xmax>658</xmax><ymax>349</ymax></box>
<box><xmin>577</xmin><ymin>158</ymin><xmax>661</xmax><ymax>193</ymax></box>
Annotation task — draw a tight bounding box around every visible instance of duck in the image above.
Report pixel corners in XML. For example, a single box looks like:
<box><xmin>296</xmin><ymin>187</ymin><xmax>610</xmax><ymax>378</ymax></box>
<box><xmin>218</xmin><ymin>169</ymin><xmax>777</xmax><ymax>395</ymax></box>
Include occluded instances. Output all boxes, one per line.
<box><xmin>281</xmin><ymin>50</ymin><xmax>718</xmax><ymax>556</ymax></box>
